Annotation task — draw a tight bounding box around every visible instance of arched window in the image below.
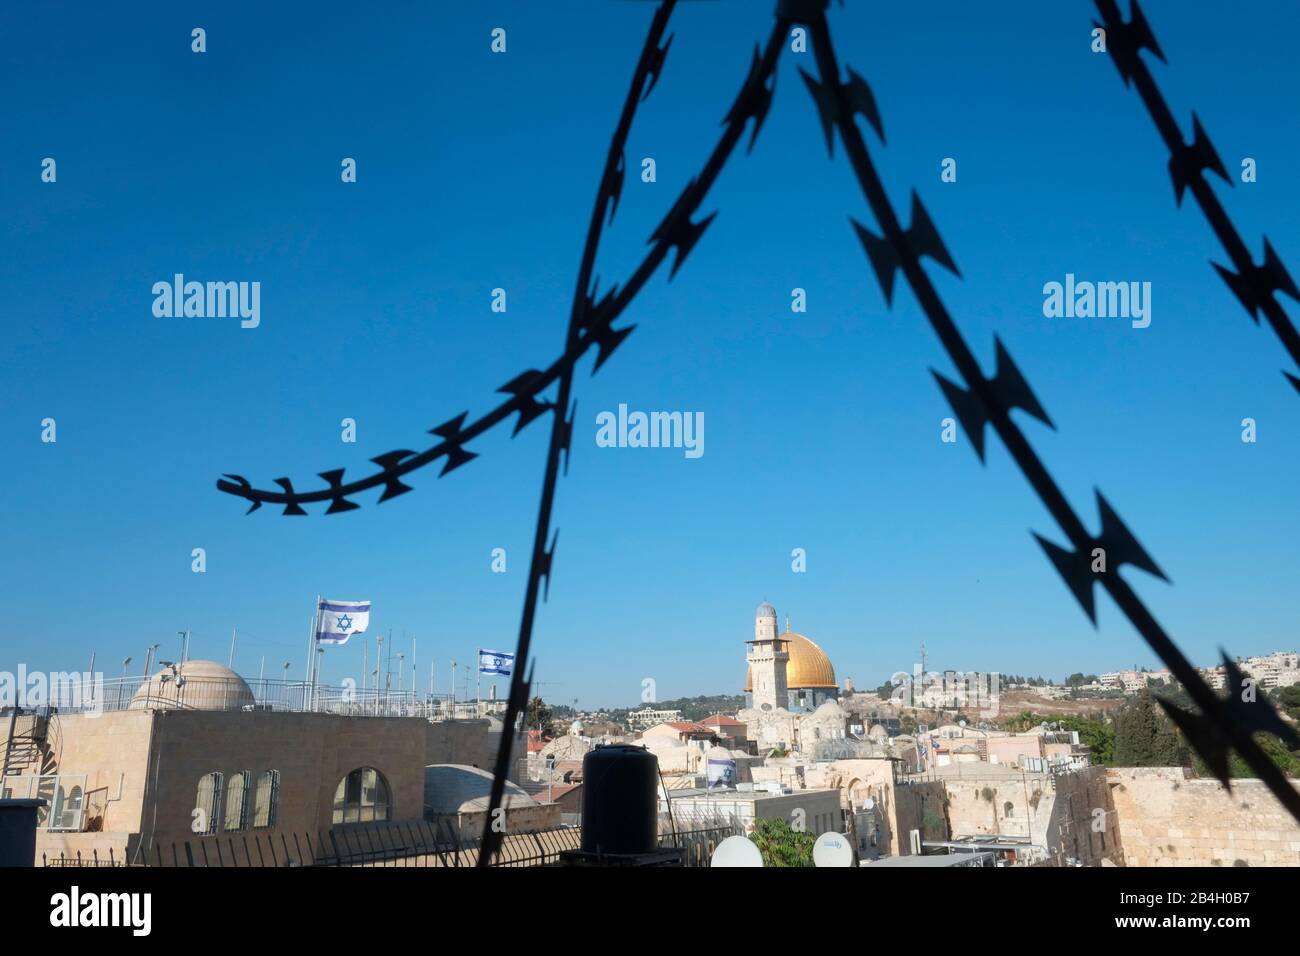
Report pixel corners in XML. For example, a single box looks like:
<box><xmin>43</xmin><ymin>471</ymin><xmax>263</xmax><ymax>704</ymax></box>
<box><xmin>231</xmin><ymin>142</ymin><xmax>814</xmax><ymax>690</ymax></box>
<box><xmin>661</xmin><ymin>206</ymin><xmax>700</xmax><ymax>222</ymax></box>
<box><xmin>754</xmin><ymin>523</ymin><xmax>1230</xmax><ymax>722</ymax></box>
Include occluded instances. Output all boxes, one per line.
<box><xmin>49</xmin><ymin>784</ymin><xmax>83</xmax><ymax>831</ymax></box>
<box><xmin>253</xmin><ymin>770</ymin><xmax>280</xmax><ymax>829</ymax></box>
<box><xmin>57</xmin><ymin>785</ymin><xmax>84</xmax><ymax>831</ymax></box>
<box><xmin>332</xmin><ymin>767</ymin><xmax>391</xmax><ymax>824</ymax></box>
<box><xmin>224</xmin><ymin>771</ymin><xmax>250</xmax><ymax>831</ymax></box>
<box><xmin>195</xmin><ymin>772</ymin><xmax>223</xmax><ymax>834</ymax></box>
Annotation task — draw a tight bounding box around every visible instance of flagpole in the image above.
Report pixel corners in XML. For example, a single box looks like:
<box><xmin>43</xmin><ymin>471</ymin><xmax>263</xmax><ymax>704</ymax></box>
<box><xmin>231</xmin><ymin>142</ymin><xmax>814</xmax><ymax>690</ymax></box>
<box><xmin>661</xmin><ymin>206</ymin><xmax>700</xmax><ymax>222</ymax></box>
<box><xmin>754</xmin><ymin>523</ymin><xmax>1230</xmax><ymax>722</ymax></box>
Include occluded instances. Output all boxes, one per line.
<box><xmin>305</xmin><ymin>595</ymin><xmax>320</xmax><ymax>711</ymax></box>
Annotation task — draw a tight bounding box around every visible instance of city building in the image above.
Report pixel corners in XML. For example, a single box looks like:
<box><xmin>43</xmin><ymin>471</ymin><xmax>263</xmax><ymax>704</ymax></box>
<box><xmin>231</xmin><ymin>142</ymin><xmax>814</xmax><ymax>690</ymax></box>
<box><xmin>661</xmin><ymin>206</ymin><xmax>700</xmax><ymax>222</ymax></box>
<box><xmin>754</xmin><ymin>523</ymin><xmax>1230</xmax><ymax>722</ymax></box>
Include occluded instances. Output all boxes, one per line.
<box><xmin>626</xmin><ymin>707</ymin><xmax>684</xmax><ymax>729</ymax></box>
<box><xmin>659</xmin><ymin>785</ymin><xmax>843</xmax><ymax>838</ymax></box>
<box><xmin>698</xmin><ymin>713</ymin><xmax>748</xmax><ymax>751</ymax></box>
<box><xmin>423</xmin><ymin>764</ymin><xmax>559</xmax><ymax>840</ymax></box>
<box><xmin>1239</xmin><ymin>651</ymin><xmax>1300</xmax><ymax>689</ymax></box>
<box><xmin>1100</xmin><ymin>669</ymin><xmax>1171</xmax><ymax>694</ymax></box>
<box><xmin>1</xmin><ymin>660</ymin><xmax>510</xmax><ymax>864</ymax></box>
<box><xmin>743</xmin><ymin>603</ymin><xmax>838</xmax><ymax>712</ymax></box>
<box><xmin>738</xmin><ymin>602</ymin><xmax>849</xmax><ymax>755</ymax></box>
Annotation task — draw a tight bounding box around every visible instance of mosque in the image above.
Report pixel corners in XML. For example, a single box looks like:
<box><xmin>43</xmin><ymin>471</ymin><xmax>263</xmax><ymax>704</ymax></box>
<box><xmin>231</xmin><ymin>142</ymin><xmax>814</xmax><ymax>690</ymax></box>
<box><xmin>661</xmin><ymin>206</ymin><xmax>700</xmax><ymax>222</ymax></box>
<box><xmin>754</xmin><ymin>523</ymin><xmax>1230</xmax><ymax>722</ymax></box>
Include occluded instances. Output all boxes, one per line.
<box><xmin>739</xmin><ymin>601</ymin><xmax>850</xmax><ymax>755</ymax></box>
<box><xmin>743</xmin><ymin>601</ymin><xmax>839</xmax><ymax>713</ymax></box>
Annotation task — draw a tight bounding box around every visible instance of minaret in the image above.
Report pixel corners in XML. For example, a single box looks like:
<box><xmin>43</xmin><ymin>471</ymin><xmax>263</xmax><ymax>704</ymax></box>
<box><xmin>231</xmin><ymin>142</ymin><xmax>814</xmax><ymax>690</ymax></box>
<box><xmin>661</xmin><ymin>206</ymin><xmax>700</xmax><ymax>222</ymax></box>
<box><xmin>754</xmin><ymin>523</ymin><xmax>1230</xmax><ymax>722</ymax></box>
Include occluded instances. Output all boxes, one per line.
<box><xmin>747</xmin><ymin>601</ymin><xmax>789</xmax><ymax>711</ymax></box>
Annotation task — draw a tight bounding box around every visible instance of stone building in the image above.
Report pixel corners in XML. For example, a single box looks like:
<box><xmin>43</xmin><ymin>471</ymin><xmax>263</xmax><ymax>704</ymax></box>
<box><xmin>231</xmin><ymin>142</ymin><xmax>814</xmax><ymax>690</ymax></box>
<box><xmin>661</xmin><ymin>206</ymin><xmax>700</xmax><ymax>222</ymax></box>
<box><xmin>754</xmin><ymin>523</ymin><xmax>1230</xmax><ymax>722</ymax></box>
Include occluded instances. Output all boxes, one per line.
<box><xmin>423</xmin><ymin>764</ymin><xmax>559</xmax><ymax>840</ymax></box>
<box><xmin>743</xmin><ymin>602</ymin><xmax>838</xmax><ymax>713</ymax></box>
<box><xmin>659</xmin><ymin>785</ymin><xmax>843</xmax><ymax>837</ymax></box>
<box><xmin>737</xmin><ymin>602</ymin><xmax>849</xmax><ymax>755</ymax></box>
<box><xmin>1</xmin><ymin>660</ymin><xmax>498</xmax><ymax>865</ymax></box>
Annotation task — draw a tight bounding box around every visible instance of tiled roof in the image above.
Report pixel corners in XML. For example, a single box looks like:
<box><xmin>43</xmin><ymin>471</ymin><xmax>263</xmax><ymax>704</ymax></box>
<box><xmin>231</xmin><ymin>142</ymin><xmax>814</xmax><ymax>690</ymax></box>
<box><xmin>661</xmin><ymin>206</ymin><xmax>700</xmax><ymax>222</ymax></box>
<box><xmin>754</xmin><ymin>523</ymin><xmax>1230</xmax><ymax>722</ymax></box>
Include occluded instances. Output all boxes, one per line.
<box><xmin>701</xmin><ymin>714</ymin><xmax>744</xmax><ymax>726</ymax></box>
<box><xmin>666</xmin><ymin>722</ymin><xmax>713</xmax><ymax>733</ymax></box>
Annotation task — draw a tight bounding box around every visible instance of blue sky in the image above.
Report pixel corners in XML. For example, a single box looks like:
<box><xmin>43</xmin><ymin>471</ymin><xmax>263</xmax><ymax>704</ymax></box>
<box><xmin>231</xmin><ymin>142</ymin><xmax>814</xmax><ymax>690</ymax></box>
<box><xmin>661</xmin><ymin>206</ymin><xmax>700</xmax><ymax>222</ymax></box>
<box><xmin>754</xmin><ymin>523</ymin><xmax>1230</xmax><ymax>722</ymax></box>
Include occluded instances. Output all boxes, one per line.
<box><xmin>2</xmin><ymin>1</ymin><xmax>1297</xmax><ymax>708</ymax></box>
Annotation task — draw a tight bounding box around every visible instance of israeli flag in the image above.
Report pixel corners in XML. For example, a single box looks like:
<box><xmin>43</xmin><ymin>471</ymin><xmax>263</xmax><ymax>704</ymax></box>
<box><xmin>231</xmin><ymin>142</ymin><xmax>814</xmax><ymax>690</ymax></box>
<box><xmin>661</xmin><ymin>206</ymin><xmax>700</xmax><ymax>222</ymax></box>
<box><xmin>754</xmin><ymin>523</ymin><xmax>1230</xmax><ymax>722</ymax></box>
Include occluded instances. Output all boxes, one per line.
<box><xmin>706</xmin><ymin>758</ymin><xmax>736</xmax><ymax>790</ymax></box>
<box><xmin>478</xmin><ymin>649</ymin><xmax>514</xmax><ymax>676</ymax></box>
<box><xmin>316</xmin><ymin>599</ymin><xmax>370</xmax><ymax>646</ymax></box>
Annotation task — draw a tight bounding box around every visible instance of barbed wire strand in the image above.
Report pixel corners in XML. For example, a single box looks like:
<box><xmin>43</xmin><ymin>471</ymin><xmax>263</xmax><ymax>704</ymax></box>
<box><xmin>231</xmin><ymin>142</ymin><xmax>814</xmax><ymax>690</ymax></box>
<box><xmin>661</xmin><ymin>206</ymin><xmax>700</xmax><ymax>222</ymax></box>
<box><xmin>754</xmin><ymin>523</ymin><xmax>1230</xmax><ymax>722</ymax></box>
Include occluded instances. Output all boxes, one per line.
<box><xmin>476</xmin><ymin>0</ymin><xmax>679</xmax><ymax>864</ymax></box>
<box><xmin>1095</xmin><ymin>0</ymin><xmax>1300</xmax><ymax>394</ymax></box>
<box><xmin>797</xmin><ymin>2</ymin><xmax>1300</xmax><ymax>822</ymax></box>
<box><xmin>477</xmin><ymin>1</ymin><xmax>791</xmax><ymax>865</ymax></box>
<box><xmin>215</xmin><ymin>0</ymin><xmax>1300</xmax><ymax>833</ymax></box>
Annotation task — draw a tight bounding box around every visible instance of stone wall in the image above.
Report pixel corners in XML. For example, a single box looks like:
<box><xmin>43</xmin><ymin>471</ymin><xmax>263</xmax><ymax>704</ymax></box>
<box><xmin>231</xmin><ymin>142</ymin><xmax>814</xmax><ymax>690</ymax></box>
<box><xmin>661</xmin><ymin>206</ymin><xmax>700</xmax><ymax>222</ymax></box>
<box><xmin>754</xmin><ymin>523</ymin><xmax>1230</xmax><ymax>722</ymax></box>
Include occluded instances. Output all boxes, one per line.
<box><xmin>939</xmin><ymin>766</ymin><xmax>1121</xmax><ymax>865</ymax></box>
<box><xmin>892</xmin><ymin>780</ymin><xmax>948</xmax><ymax>855</ymax></box>
<box><xmin>141</xmin><ymin>710</ymin><xmax>430</xmax><ymax>848</ymax></box>
<box><xmin>424</xmin><ymin>719</ymin><xmax>493</xmax><ymax>770</ymax></box>
<box><xmin>1107</xmin><ymin>767</ymin><xmax>1300</xmax><ymax>867</ymax></box>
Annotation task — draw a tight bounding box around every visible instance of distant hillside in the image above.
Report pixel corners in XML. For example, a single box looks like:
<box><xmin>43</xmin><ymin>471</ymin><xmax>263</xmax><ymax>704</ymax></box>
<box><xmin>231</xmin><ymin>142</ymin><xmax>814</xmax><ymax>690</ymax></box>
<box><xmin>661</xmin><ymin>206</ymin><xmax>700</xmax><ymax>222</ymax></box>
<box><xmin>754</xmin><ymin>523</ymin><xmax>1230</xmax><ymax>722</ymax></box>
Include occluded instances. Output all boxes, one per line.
<box><xmin>606</xmin><ymin>694</ymin><xmax>745</xmax><ymax>723</ymax></box>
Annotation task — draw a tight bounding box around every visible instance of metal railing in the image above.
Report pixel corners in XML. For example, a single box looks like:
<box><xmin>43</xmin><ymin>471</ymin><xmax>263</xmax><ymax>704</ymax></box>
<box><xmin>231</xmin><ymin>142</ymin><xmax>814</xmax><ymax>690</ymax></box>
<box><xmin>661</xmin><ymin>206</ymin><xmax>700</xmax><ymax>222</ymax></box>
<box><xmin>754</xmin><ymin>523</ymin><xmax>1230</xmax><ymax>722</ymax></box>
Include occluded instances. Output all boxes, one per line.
<box><xmin>43</xmin><ymin>674</ymin><xmax>484</xmax><ymax>720</ymax></box>
<box><xmin>38</xmin><ymin>820</ymin><xmax>740</xmax><ymax>868</ymax></box>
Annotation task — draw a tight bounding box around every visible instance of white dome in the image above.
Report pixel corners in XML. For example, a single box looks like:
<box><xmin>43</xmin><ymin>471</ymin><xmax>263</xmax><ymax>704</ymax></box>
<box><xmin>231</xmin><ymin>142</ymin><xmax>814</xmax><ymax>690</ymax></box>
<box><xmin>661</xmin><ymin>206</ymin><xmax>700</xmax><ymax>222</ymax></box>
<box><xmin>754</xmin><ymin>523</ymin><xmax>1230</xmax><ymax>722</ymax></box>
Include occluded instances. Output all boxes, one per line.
<box><xmin>423</xmin><ymin>764</ymin><xmax>536</xmax><ymax>815</ymax></box>
<box><xmin>129</xmin><ymin>660</ymin><xmax>254</xmax><ymax>712</ymax></box>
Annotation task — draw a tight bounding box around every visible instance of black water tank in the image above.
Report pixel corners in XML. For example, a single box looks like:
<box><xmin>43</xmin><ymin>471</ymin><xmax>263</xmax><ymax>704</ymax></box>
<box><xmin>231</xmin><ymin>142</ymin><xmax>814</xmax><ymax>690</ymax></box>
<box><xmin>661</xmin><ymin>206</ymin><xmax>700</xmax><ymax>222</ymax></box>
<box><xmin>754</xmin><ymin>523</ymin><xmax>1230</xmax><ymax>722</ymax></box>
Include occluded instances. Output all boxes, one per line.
<box><xmin>581</xmin><ymin>744</ymin><xmax>658</xmax><ymax>855</ymax></box>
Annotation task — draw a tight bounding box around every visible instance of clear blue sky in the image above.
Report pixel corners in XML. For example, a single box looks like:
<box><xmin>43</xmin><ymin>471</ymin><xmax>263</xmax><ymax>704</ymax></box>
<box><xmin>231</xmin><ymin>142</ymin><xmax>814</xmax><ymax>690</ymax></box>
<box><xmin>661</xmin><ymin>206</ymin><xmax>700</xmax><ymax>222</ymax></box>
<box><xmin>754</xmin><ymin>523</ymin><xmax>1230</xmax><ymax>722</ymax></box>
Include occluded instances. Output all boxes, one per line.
<box><xmin>2</xmin><ymin>1</ymin><xmax>1297</xmax><ymax>708</ymax></box>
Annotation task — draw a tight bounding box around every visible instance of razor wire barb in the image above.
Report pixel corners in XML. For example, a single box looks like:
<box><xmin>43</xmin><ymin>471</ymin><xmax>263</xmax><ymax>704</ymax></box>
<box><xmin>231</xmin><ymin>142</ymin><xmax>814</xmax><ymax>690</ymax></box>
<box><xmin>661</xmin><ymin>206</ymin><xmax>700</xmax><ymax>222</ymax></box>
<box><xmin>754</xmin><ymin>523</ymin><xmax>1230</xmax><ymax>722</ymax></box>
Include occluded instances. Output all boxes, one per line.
<box><xmin>216</xmin><ymin>0</ymin><xmax>1300</xmax><ymax>849</ymax></box>
<box><xmin>793</xmin><ymin>0</ymin><xmax>1300</xmax><ymax>820</ymax></box>
<box><xmin>1095</xmin><ymin>0</ymin><xmax>1300</xmax><ymax>394</ymax></box>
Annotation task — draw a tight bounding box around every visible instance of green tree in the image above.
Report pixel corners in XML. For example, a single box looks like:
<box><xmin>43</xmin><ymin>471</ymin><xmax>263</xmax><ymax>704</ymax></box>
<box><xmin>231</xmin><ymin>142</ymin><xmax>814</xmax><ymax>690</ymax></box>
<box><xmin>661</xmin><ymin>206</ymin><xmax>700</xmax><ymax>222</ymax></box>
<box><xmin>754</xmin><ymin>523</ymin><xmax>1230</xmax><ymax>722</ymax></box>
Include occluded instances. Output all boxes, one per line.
<box><xmin>1001</xmin><ymin>710</ymin><xmax>1044</xmax><ymax>733</ymax></box>
<box><xmin>750</xmin><ymin>818</ymin><xmax>816</xmax><ymax>867</ymax></box>
<box><xmin>1054</xmin><ymin>714</ymin><xmax>1115</xmax><ymax>765</ymax></box>
<box><xmin>1113</xmin><ymin>691</ymin><xmax>1184</xmax><ymax>766</ymax></box>
<box><xmin>1275</xmin><ymin>683</ymin><xmax>1300</xmax><ymax>723</ymax></box>
<box><xmin>1191</xmin><ymin>731</ymin><xmax>1300</xmax><ymax>780</ymax></box>
<box><xmin>526</xmin><ymin>696</ymin><xmax>554</xmax><ymax>733</ymax></box>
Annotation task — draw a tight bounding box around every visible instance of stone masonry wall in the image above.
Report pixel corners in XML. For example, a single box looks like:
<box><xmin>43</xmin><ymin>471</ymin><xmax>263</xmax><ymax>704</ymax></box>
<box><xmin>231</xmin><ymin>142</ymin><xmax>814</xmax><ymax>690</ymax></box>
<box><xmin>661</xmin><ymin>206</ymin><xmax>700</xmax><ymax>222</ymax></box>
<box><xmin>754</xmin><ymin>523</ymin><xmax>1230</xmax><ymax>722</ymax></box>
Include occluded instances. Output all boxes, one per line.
<box><xmin>1107</xmin><ymin>767</ymin><xmax>1300</xmax><ymax>867</ymax></box>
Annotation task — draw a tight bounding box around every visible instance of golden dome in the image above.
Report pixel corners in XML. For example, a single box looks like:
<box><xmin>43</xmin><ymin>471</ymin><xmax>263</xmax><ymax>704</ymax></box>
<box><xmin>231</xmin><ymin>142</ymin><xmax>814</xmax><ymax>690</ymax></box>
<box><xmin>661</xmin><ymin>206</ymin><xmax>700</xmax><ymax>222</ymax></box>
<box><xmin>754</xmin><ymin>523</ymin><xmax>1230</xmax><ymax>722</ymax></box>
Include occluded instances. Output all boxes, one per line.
<box><xmin>745</xmin><ymin>631</ymin><xmax>836</xmax><ymax>691</ymax></box>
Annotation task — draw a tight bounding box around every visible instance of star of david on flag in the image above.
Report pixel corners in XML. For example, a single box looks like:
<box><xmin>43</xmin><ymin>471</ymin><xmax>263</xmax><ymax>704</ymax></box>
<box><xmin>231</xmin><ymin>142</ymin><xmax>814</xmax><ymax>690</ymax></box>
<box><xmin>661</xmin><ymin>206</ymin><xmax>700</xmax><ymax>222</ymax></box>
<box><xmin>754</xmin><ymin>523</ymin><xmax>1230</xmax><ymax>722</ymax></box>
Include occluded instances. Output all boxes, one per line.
<box><xmin>478</xmin><ymin>649</ymin><xmax>514</xmax><ymax>676</ymax></box>
<box><xmin>316</xmin><ymin>598</ymin><xmax>371</xmax><ymax>646</ymax></box>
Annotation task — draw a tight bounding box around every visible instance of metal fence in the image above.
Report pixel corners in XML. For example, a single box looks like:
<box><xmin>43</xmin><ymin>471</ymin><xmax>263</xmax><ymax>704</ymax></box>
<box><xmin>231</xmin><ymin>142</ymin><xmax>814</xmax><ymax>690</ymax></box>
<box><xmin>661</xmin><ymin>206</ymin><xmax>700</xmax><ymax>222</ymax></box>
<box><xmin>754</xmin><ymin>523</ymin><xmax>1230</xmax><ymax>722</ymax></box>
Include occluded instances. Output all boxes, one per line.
<box><xmin>44</xmin><ymin>674</ymin><xmax>484</xmax><ymax>720</ymax></box>
<box><xmin>39</xmin><ymin>820</ymin><xmax>740</xmax><ymax>868</ymax></box>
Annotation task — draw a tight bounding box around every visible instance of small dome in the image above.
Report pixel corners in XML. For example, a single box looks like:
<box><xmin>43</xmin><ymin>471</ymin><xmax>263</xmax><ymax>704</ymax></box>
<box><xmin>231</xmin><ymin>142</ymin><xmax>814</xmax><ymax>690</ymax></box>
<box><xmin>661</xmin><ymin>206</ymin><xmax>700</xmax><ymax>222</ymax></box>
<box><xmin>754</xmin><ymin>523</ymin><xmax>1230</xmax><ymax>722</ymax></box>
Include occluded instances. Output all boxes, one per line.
<box><xmin>423</xmin><ymin>764</ymin><xmax>537</xmax><ymax>815</ymax></box>
<box><xmin>570</xmin><ymin>719</ymin><xmax>584</xmax><ymax>735</ymax></box>
<box><xmin>756</xmin><ymin>601</ymin><xmax>777</xmax><ymax>621</ymax></box>
<box><xmin>129</xmin><ymin>660</ymin><xmax>254</xmax><ymax>712</ymax></box>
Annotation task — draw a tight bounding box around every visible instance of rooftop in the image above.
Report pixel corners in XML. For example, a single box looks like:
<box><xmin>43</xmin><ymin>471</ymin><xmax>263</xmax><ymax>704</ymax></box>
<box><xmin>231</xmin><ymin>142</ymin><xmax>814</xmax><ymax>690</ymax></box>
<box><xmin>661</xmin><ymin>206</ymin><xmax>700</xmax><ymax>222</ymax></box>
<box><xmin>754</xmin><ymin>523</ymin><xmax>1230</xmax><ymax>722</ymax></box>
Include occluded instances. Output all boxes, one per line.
<box><xmin>24</xmin><ymin>664</ymin><xmax>474</xmax><ymax>720</ymax></box>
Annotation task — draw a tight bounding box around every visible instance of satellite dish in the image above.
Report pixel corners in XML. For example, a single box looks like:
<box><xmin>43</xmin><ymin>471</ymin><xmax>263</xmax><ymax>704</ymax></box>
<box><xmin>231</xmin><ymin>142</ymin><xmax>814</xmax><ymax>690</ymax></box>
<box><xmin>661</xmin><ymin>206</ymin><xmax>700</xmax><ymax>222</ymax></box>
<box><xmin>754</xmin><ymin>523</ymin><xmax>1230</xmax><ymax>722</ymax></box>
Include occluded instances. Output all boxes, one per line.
<box><xmin>710</xmin><ymin>835</ymin><xmax>763</xmax><ymax>868</ymax></box>
<box><xmin>813</xmin><ymin>831</ymin><xmax>855</xmax><ymax>867</ymax></box>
